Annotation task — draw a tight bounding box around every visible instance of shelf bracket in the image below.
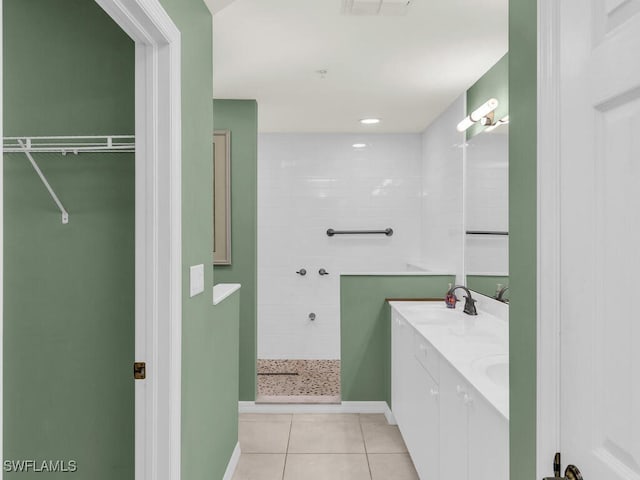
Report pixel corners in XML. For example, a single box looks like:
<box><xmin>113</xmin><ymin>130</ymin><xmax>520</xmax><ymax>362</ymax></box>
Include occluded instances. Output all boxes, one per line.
<box><xmin>17</xmin><ymin>139</ymin><xmax>69</xmax><ymax>224</ymax></box>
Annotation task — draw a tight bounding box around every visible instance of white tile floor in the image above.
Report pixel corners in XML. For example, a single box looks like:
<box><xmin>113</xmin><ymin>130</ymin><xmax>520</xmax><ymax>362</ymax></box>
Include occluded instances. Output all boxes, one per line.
<box><xmin>234</xmin><ymin>413</ymin><xmax>419</xmax><ymax>480</ymax></box>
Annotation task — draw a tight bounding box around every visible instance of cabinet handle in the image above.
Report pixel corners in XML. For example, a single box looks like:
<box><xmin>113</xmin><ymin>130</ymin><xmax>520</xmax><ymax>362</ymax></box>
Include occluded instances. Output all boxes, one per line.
<box><xmin>463</xmin><ymin>393</ymin><xmax>473</xmax><ymax>406</ymax></box>
<box><xmin>430</xmin><ymin>388</ymin><xmax>439</xmax><ymax>397</ymax></box>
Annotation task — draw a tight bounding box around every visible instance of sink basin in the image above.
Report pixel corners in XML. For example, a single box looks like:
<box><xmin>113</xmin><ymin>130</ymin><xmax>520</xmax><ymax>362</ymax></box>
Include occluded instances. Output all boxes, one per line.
<box><xmin>472</xmin><ymin>354</ymin><xmax>509</xmax><ymax>388</ymax></box>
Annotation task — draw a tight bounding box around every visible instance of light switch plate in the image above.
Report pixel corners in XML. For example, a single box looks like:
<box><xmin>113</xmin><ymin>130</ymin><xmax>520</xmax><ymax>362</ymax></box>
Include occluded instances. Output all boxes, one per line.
<box><xmin>190</xmin><ymin>264</ymin><xmax>205</xmax><ymax>297</ymax></box>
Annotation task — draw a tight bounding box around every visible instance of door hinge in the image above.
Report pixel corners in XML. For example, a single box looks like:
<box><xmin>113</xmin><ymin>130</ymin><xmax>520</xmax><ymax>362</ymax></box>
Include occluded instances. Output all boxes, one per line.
<box><xmin>134</xmin><ymin>362</ymin><xmax>146</xmax><ymax>380</ymax></box>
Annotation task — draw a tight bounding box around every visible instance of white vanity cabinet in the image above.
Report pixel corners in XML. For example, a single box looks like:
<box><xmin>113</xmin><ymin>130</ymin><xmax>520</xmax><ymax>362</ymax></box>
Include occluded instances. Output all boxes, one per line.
<box><xmin>466</xmin><ymin>383</ymin><xmax>509</xmax><ymax>480</ymax></box>
<box><xmin>392</xmin><ymin>312</ymin><xmax>413</xmax><ymax>428</ymax></box>
<box><xmin>391</xmin><ymin>307</ymin><xmax>508</xmax><ymax>480</ymax></box>
<box><xmin>392</xmin><ymin>311</ymin><xmax>440</xmax><ymax>479</ymax></box>
<box><xmin>439</xmin><ymin>360</ymin><xmax>469</xmax><ymax>480</ymax></box>
<box><xmin>439</xmin><ymin>361</ymin><xmax>508</xmax><ymax>480</ymax></box>
<box><xmin>409</xmin><ymin>357</ymin><xmax>440</xmax><ymax>480</ymax></box>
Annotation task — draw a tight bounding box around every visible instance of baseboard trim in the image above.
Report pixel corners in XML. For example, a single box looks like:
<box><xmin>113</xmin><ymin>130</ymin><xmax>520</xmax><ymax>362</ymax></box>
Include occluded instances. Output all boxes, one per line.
<box><xmin>384</xmin><ymin>408</ymin><xmax>397</xmax><ymax>425</ymax></box>
<box><xmin>222</xmin><ymin>442</ymin><xmax>241</xmax><ymax>480</ymax></box>
<box><xmin>239</xmin><ymin>400</ymin><xmax>395</xmax><ymax>421</ymax></box>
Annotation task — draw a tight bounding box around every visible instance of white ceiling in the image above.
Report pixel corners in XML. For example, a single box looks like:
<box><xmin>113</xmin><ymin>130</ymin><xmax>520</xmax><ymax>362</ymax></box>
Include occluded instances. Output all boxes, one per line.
<box><xmin>211</xmin><ymin>0</ymin><xmax>508</xmax><ymax>133</ymax></box>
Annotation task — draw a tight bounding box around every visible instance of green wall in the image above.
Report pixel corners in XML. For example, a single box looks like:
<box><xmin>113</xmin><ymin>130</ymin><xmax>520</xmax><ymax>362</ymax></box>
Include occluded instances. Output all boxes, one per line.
<box><xmin>182</xmin><ymin>290</ymin><xmax>240</xmax><ymax>480</ymax></box>
<box><xmin>5</xmin><ymin>1</ymin><xmax>239</xmax><ymax>479</ymax></box>
<box><xmin>466</xmin><ymin>53</ymin><xmax>509</xmax><ymax>139</ymax></box>
<box><xmin>212</xmin><ymin>99</ymin><xmax>258</xmax><ymax>402</ymax></box>
<box><xmin>509</xmin><ymin>0</ymin><xmax>537</xmax><ymax>478</ymax></box>
<box><xmin>340</xmin><ymin>275</ymin><xmax>455</xmax><ymax>405</ymax></box>
<box><xmin>3</xmin><ymin>1</ymin><xmax>136</xmax><ymax>478</ymax></box>
<box><xmin>464</xmin><ymin>30</ymin><xmax>537</xmax><ymax>477</ymax></box>
<box><xmin>467</xmin><ymin>275</ymin><xmax>509</xmax><ymax>299</ymax></box>
<box><xmin>153</xmin><ymin>1</ymin><xmax>241</xmax><ymax>478</ymax></box>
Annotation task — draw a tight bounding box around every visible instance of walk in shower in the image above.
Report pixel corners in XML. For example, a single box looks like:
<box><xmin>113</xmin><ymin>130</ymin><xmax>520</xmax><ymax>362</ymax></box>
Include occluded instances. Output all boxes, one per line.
<box><xmin>257</xmin><ymin>132</ymin><xmax>426</xmax><ymax>403</ymax></box>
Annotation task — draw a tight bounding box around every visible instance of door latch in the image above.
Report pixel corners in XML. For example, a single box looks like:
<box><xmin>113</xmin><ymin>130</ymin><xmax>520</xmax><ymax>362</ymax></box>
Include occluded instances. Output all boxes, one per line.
<box><xmin>134</xmin><ymin>362</ymin><xmax>146</xmax><ymax>380</ymax></box>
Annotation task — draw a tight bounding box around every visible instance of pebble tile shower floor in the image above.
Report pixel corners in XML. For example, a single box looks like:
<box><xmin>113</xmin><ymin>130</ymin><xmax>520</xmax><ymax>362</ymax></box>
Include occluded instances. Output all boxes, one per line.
<box><xmin>257</xmin><ymin>360</ymin><xmax>340</xmax><ymax>404</ymax></box>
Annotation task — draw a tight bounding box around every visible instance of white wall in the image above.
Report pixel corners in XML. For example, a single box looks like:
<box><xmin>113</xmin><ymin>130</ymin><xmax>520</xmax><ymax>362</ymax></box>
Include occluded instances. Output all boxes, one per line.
<box><xmin>465</xmin><ymin>131</ymin><xmax>509</xmax><ymax>275</ymax></box>
<box><xmin>420</xmin><ymin>95</ymin><xmax>466</xmax><ymax>282</ymax></box>
<box><xmin>258</xmin><ymin>133</ymin><xmax>422</xmax><ymax>359</ymax></box>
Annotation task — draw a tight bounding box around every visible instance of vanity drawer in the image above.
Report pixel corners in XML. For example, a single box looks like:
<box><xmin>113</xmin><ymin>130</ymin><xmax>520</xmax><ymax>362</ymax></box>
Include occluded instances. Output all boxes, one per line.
<box><xmin>413</xmin><ymin>332</ymin><xmax>439</xmax><ymax>383</ymax></box>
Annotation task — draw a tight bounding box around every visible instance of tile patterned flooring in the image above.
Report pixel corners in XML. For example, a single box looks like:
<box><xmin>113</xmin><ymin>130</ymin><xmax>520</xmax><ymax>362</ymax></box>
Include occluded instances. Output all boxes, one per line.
<box><xmin>256</xmin><ymin>360</ymin><xmax>341</xmax><ymax>404</ymax></box>
<box><xmin>233</xmin><ymin>413</ymin><xmax>419</xmax><ymax>480</ymax></box>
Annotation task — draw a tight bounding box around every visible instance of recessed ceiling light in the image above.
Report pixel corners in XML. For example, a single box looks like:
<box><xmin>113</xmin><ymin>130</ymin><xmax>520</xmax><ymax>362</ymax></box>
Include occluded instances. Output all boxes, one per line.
<box><xmin>352</xmin><ymin>143</ymin><xmax>367</xmax><ymax>148</ymax></box>
<box><xmin>360</xmin><ymin>118</ymin><xmax>381</xmax><ymax>125</ymax></box>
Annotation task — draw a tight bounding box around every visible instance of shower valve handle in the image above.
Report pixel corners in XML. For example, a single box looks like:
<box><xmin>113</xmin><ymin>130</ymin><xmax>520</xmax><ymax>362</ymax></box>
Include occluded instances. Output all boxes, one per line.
<box><xmin>319</xmin><ymin>268</ymin><xmax>330</xmax><ymax>276</ymax></box>
<box><xmin>296</xmin><ymin>269</ymin><xmax>307</xmax><ymax>276</ymax></box>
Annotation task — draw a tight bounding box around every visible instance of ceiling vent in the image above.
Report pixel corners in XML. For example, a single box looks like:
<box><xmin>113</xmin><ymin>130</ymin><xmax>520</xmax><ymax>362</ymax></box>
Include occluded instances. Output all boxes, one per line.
<box><xmin>341</xmin><ymin>0</ymin><xmax>412</xmax><ymax>16</ymax></box>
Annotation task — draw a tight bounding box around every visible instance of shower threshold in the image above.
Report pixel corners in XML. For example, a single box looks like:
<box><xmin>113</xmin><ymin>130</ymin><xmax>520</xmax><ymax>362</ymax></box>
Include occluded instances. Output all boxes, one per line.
<box><xmin>256</xmin><ymin>359</ymin><xmax>341</xmax><ymax>405</ymax></box>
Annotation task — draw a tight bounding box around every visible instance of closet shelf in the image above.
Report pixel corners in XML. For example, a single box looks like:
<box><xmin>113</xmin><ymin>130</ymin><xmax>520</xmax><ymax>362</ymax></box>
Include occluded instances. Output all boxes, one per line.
<box><xmin>3</xmin><ymin>135</ymin><xmax>135</xmax><ymax>154</ymax></box>
<box><xmin>3</xmin><ymin>135</ymin><xmax>136</xmax><ymax>224</ymax></box>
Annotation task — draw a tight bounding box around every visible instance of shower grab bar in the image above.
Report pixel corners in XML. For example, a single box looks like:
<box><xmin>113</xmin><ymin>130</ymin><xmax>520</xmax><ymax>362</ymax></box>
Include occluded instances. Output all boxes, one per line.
<box><xmin>465</xmin><ymin>230</ymin><xmax>509</xmax><ymax>236</ymax></box>
<box><xmin>327</xmin><ymin>228</ymin><xmax>393</xmax><ymax>237</ymax></box>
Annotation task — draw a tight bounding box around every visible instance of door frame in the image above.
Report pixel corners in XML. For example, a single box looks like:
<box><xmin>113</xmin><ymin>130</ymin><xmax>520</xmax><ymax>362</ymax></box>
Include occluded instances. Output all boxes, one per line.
<box><xmin>0</xmin><ymin>1</ymin><xmax>183</xmax><ymax>479</ymax></box>
<box><xmin>537</xmin><ymin>0</ymin><xmax>562</xmax><ymax>477</ymax></box>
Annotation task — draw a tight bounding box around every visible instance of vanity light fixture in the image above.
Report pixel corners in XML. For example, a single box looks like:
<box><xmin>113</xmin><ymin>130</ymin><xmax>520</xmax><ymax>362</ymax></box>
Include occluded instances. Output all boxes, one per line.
<box><xmin>484</xmin><ymin>115</ymin><xmax>510</xmax><ymax>133</ymax></box>
<box><xmin>352</xmin><ymin>143</ymin><xmax>367</xmax><ymax>148</ymax></box>
<box><xmin>360</xmin><ymin>118</ymin><xmax>381</xmax><ymax>125</ymax></box>
<box><xmin>456</xmin><ymin>98</ymin><xmax>499</xmax><ymax>132</ymax></box>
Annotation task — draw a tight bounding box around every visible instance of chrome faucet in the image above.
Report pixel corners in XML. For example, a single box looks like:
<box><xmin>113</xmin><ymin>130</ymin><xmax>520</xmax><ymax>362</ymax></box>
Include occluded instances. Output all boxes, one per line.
<box><xmin>495</xmin><ymin>285</ymin><xmax>509</xmax><ymax>304</ymax></box>
<box><xmin>445</xmin><ymin>285</ymin><xmax>478</xmax><ymax>316</ymax></box>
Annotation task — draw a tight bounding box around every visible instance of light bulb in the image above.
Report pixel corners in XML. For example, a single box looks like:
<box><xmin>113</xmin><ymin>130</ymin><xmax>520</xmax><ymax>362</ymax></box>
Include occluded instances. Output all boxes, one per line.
<box><xmin>469</xmin><ymin>98</ymin><xmax>499</xmax><ymax>122</ymax></box>
<box><xmin>456</xmin><ymin>98</ymin><xmax>499</xmax><ymax>132</ymax></box>
<box><xmin>457</xmin><ymin>116</ymin><xmax>474</xmax><ymax>132</ymax></box>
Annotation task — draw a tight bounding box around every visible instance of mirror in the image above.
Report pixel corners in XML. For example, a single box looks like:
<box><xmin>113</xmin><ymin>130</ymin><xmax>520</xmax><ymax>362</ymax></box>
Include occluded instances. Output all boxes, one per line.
<box><xmin>464</xmin><ymin>128</ymin><xmax>509</xmax><ymax>300</ymax></box>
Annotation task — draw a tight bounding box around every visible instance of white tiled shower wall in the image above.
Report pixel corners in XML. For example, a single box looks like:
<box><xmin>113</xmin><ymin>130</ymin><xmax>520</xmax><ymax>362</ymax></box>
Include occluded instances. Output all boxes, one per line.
<box><xmin>257</xmin><ymin>95</ymin><xmax>503</xmax><ymax>359</ymax></box>
<box><xmin>465</xmin><ymin>131</ymin><xmax>509</xmax><ymax>275</ymax></box>
<box><xmin>258</xmin><ymin>133</ymin><xmax>423</xmax><ymax>358</ymax></box>
<box><xmin>420</xmin><ymin>95</ymin><xmax>465</xmax><ymax>281</ymax></box>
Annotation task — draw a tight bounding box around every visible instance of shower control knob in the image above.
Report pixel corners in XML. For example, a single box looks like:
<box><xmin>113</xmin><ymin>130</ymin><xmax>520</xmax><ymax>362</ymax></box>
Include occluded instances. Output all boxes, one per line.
<box><xmin>308</xmin><ymin>313</ymin><xmax>316</xmax><ymax>321</ymax></box>
<box><xmin>319</xmin><ymin>268</ymin><xmax>330</xmax><ymax>276</ymax></box>
<box><xmin>296</xmin><ymin>269</ymin><xmax>307</xmax><ymax>276</ymax></box>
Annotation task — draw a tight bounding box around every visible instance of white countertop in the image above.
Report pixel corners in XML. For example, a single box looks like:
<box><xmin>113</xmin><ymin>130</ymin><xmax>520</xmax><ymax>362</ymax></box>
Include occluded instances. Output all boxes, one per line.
<box><xmin>389</xmin><ymin>300</ymin><xmax>509</xmax><ymax>420</ymax></box>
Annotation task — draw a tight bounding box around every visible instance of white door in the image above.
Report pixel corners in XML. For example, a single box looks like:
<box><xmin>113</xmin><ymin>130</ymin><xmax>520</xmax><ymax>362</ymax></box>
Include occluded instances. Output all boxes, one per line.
<box><xmin>555</xmin><ymin>0</ymin><xmax>640</xmax><ymax>477</ymax></box>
